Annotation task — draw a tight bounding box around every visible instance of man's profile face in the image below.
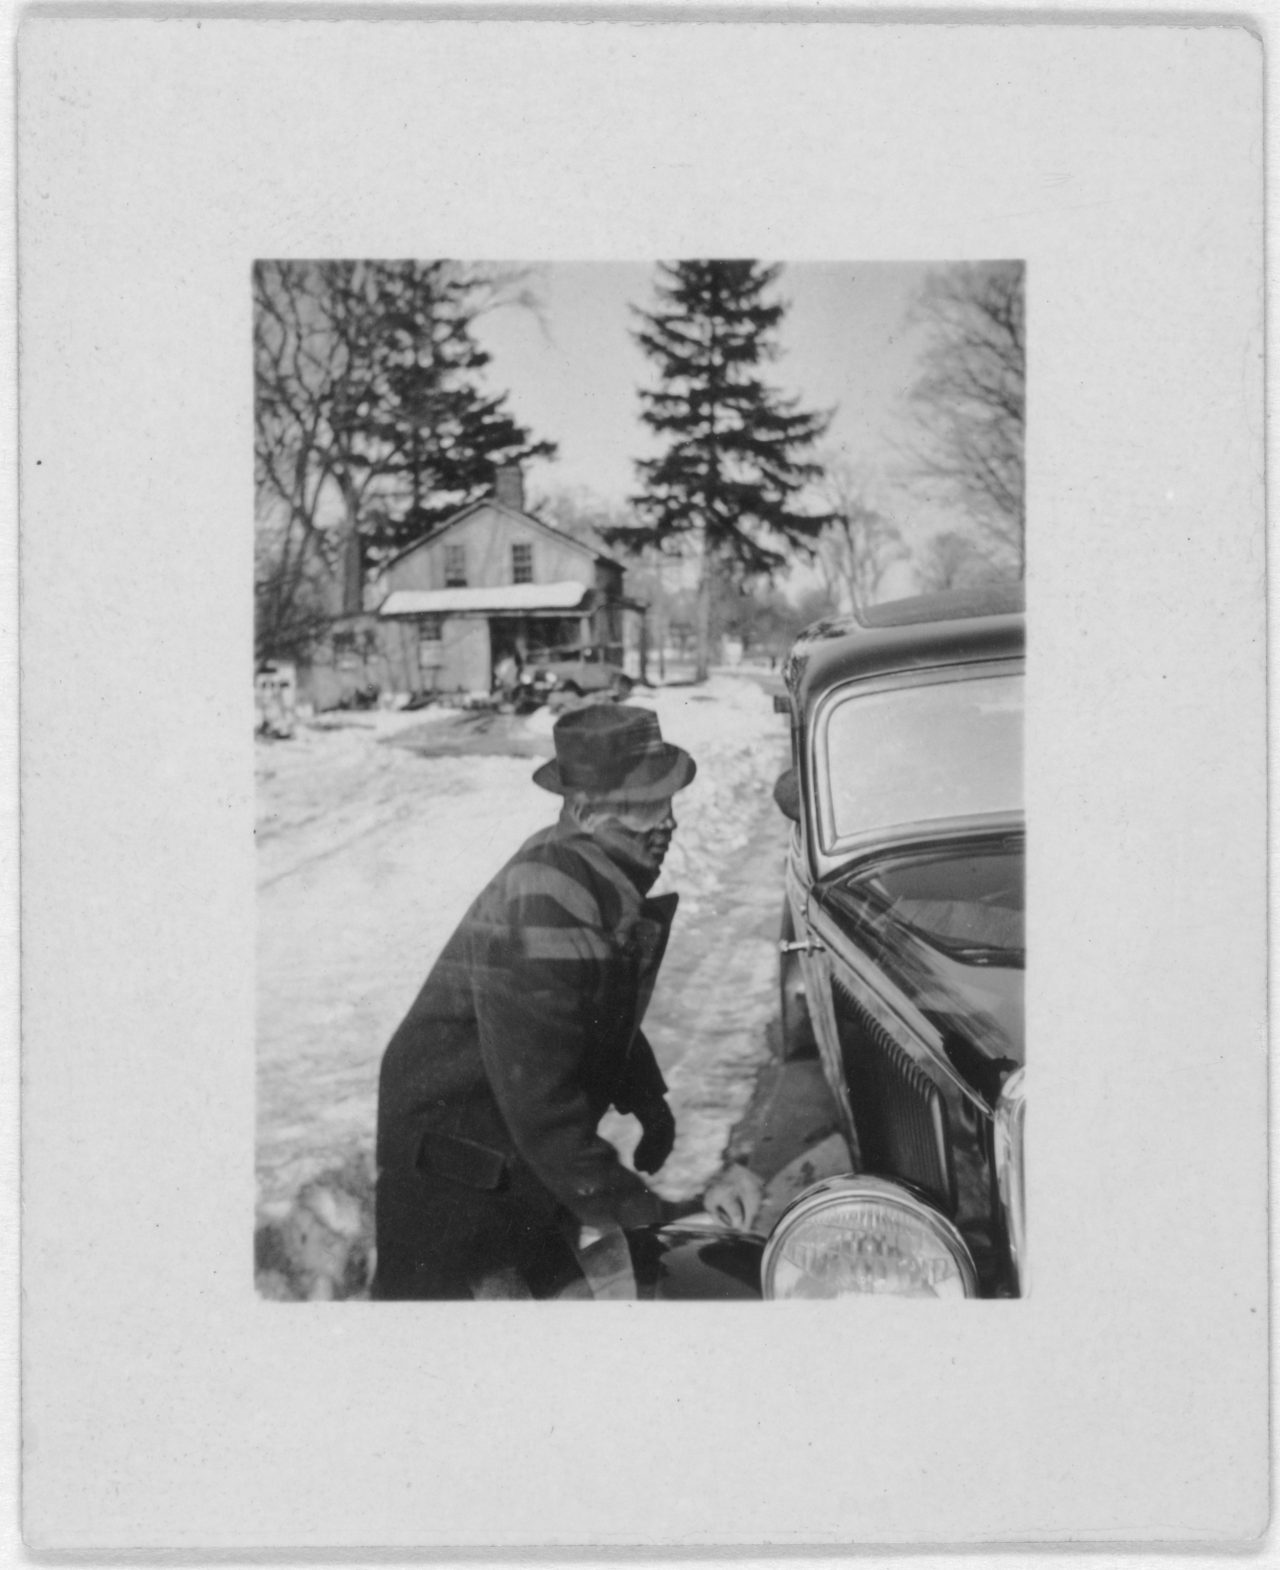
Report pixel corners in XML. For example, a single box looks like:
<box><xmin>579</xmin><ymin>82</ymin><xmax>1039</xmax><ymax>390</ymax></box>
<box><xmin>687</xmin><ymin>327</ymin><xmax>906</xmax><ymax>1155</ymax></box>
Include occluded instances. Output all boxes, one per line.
<box><xmin>608</xmin><ymin>796</ymin><xmax>678</xmax><ymax>874</ymax></box>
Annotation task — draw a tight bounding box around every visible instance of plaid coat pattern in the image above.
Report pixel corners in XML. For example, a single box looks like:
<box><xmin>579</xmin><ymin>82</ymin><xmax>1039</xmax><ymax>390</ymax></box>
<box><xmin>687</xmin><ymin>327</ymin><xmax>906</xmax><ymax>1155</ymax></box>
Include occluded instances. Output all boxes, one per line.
<box><xmin>372</xmin><ymin>812</ymin><xmax>676</xmax><ymax>1298</ymax></box>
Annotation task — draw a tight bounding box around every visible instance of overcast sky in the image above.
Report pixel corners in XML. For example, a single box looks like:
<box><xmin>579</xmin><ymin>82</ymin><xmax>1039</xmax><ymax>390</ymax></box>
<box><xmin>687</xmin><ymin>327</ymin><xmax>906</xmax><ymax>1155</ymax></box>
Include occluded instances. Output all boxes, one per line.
<box><xmin>471</xmin><ymin>261</ymin><xmax>942</xmax><ymax>541</ymax></box>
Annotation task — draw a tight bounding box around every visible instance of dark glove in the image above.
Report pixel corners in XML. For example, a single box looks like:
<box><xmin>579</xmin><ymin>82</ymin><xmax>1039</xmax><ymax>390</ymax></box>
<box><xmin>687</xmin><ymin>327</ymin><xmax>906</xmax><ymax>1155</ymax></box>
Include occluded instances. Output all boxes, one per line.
<box><xmin>658</xmin><ymin>1195</ymin><xmax>703</xmax><ymax>1225</ymax></box>
<box><xmin>633</xmin><ymin>1098</ymin><xmax>676</xmax><ymax>1175</ymax></box>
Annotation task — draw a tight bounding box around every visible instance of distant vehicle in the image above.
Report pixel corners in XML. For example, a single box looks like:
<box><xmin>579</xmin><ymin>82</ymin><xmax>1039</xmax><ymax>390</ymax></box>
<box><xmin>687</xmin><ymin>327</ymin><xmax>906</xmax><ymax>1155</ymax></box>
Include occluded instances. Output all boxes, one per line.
<box><xmin>521</xmin><ymin>644</ymin><xmax>634</xmax><ymax>704</ymax></box>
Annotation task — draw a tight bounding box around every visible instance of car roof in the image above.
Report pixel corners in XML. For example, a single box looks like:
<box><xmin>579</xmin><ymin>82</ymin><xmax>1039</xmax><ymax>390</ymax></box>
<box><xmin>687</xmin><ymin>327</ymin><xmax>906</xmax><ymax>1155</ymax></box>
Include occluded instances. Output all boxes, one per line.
<box><xmin>784</xmin><ymin>582</ymin><xmax>1025</xmax><ymax>711</ymax></box>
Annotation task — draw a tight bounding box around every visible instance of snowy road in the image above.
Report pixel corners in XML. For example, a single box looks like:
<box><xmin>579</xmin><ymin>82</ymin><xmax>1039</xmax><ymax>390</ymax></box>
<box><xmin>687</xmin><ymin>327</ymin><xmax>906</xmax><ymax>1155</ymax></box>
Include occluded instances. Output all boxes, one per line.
<box><xmin>255</xmin><ymin>677</ymin><xmax>791</xmax><ymax>1217</ymax></box>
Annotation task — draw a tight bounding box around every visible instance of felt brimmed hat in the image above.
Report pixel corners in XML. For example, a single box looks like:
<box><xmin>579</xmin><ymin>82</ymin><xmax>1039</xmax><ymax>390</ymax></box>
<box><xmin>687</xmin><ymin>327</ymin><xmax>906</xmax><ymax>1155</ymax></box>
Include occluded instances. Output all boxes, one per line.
<box><xmin>533</xmin><ymin>704</ymin><xmax>696</xmax><ymax>803</ymax></box>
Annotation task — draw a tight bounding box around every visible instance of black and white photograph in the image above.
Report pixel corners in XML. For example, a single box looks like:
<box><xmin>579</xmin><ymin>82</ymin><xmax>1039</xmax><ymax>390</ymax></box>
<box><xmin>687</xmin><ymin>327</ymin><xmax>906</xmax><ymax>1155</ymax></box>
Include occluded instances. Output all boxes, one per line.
<box><xmin>252</xmin><ymin>259</ymin><xmax>1026</xmax><ymax>1303</ymax></box>
<box><xmin>19</xmin><ymin>20</ymin><xmax>1266</xmax><ymax>1550</ymax></box>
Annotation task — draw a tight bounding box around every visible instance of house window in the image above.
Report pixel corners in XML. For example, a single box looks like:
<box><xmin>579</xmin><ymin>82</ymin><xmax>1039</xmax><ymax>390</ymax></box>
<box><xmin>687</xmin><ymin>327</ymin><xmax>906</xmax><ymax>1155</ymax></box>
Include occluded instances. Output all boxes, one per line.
<box><xmin>444</xmin><ymin>544</ymin><xmax>467</xmax><ymax>587</ymax></box>
<box><xmin>418</xmin><ymin>615</ymin><xmax>444</xmax><ymax>670</ymax></box>
<box><xmin>512</xmin><ymin>543</ymin><xmax>533</xmax><ymax>584</ymax></box>
<box><xmin>332</xmin><ymin>627</ymin><xmax>373</xmax><ymax>667</ymax></box>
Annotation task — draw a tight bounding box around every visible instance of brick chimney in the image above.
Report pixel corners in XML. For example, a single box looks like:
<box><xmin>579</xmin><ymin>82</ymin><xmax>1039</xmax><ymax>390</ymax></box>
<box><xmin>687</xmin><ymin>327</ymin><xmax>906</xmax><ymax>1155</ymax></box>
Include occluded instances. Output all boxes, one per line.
<box><xmin>494</xmin><ymin>463</ymin><xmax>525</xmax><ymax>513</ymax></box>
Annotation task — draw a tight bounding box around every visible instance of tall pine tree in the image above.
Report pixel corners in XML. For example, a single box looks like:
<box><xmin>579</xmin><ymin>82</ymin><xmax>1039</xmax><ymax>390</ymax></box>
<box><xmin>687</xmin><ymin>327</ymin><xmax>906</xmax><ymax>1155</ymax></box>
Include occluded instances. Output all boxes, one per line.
<box><xmin>349</xmin><ymin>262</ymin><xmax>556</xmax><ymax>549</ymax></box>
<box><xmin>627</xmin><ymin>261</ymin><xmax>834</xmax><ymax>679</ymax></box>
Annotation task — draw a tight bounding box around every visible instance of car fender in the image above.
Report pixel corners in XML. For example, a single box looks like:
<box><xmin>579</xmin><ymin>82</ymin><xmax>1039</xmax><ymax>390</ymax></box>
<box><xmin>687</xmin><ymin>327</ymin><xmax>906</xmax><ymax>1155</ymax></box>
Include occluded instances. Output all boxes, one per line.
<box><xmin>628</xmin><ymin>1217</ymin><xmax>765</xmax><ymax>1300</ymax></box>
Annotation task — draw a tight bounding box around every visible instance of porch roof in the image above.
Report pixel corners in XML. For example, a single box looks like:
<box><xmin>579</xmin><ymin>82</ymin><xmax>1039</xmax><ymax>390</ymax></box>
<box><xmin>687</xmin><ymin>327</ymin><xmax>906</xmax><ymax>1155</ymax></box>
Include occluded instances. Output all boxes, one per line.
<box><xmin>378</xmin><ymin>581</ymin><xmax>592</xmax><ymax>618</ymax></box>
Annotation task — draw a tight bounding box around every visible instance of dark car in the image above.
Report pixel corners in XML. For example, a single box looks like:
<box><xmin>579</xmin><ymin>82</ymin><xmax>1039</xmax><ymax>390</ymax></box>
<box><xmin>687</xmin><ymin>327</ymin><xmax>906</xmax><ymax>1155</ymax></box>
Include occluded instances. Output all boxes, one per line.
<box><xmin>577</xmin><ymin>584</ymin><xmax>1026</xmax><ymax>1301</ymax></box>
<box><xmin>521</xmin><ymin>644</ymin><xmax>634</xmax><ymax>706</ymax></box>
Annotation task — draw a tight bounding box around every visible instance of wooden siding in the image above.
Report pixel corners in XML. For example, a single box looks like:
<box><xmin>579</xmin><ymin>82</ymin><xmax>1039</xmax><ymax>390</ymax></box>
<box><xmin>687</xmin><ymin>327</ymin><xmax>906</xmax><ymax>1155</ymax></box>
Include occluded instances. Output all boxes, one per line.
<box><xmin>382</xmin><ymin>503</ymin><xmax>597</xmax><ymax>595</ymax></box>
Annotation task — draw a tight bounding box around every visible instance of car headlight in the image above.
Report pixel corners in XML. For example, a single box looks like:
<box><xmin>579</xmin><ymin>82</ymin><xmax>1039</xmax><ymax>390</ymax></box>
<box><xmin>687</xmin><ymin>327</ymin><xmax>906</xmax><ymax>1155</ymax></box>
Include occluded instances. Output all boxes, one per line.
<box><xmin>761</xmin><ymin>1175</ymin><xmax>979</xmax><ymax>1299</ymax></box>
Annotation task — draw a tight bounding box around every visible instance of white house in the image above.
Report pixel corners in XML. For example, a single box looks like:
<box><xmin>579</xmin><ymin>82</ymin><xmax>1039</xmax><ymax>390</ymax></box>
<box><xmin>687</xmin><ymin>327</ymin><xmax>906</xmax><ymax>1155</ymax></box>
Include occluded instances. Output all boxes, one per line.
<box><xmin>373</xmin><ymin>466</ymin><xmax>643</xmax><ymax>696</ymax></box>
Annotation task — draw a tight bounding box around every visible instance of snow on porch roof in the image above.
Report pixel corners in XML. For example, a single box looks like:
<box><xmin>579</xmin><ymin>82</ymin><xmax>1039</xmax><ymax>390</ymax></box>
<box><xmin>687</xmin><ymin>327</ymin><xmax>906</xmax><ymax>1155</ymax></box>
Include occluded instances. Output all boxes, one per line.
<box><xmin>378</xmin><ymin>581</ymin><xmax>592</xmax><ymax>618</ymax></box>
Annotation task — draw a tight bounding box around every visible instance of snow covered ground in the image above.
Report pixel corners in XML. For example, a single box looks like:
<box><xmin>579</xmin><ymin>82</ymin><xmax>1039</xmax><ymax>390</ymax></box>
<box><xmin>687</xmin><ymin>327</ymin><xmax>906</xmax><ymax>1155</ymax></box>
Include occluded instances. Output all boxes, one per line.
<box><xmin>255</xmin><ymin>675</ymin><xmax>792</xmax><ymax>1221</ymax></box>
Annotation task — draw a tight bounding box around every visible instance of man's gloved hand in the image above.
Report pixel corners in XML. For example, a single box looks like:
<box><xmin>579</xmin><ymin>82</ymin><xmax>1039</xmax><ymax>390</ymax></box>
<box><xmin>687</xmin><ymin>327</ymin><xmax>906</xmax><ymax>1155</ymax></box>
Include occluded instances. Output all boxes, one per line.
<box><xmin>703</xmin><ymin>1163</ymin><xmax>765</xmax><ymax>1231</ymax></box>
<box><xmin>633</xmin><ymin>1098</ymin><xmax>676</xmax><ymax>1174</ymax></box>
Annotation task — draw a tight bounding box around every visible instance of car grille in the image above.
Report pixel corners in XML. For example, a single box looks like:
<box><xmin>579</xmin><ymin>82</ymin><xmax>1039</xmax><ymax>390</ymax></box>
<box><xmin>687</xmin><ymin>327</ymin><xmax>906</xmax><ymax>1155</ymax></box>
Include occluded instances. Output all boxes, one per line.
<box><xmin>832</xmin><ymin>978</ymin><xmax>957</xmax><ymax>1214</ymax></box>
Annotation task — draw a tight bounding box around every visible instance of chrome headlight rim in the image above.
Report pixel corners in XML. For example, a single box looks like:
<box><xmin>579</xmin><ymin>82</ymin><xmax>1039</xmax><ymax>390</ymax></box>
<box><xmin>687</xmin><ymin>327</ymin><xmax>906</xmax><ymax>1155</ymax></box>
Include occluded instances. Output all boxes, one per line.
<box><xmin>761</xmin><ymin>1173</ymin><xmax>979</xmax><ymax>1300</ymax></box>
<box><xmin>993</xmin><ymin>1066</ymin><xmax>1027</xmax><ymax>1293</ymax></box>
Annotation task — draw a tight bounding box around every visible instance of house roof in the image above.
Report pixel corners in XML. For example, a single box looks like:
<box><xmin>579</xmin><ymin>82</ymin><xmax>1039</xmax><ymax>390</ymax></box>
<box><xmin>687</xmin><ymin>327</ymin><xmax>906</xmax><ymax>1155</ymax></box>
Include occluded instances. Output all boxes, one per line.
<box><xmin>379</xmin><ymin>581</ymin><xmax>593</xmax><ymax>618</ymax></box>
<box><xmin>378</xmin><ymin>498</ymin><xmax>619</xmax><ymax>575</ymax></box>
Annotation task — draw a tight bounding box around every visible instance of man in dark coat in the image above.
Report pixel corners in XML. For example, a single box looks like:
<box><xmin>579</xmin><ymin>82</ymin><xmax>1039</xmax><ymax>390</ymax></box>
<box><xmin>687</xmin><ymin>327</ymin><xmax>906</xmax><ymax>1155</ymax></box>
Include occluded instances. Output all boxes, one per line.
<box><xmin>372</xmin><ymin>703</ymin><xmax>696</xmax><ymax>1300</ymax></box>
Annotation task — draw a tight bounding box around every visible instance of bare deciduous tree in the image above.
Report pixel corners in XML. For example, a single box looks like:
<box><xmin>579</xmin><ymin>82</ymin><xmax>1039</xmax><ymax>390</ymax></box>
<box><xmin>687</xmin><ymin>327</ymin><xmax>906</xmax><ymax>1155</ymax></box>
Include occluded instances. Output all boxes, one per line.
<box><xmin>253</xmin><ymin>262</ymin><xmax>385</xmax><ymax>657</ymax></box>
<box><xmin>254</xmin><ymin>261</ymin><xmax>554</xmax><ymax>660</ymax></box>
<box><xmin>814</xmin><ymin>459</ymin><xmax>909</xmax><ymax>613</ymax></box>
<box><xmin>916</xmin><ymin>529</ymin><xmax>1010</xmax><ymax>594</ymax></box>
<box><xmin>903</xmin><ymin>262</ymin><xmax>1025</xmax><ymax>574</ymax></box>
<box><xmin>528</xmin><ymin>484</ymin><xmax>631</xmax><ymax>554</ymax></box>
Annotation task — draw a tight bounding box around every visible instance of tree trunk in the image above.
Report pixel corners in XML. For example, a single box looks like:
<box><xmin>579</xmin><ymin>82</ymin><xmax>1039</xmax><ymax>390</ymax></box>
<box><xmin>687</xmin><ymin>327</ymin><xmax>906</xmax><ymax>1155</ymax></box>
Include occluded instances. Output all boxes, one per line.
<box><xmin>337</xmin><ymin>471</ymin><xmax>364</xmax><ymax>616</ymax></box>
<box><xmin>694</xmin><ymin>540</ymin><xmax>712</xmax><ymax>684</ymax></box>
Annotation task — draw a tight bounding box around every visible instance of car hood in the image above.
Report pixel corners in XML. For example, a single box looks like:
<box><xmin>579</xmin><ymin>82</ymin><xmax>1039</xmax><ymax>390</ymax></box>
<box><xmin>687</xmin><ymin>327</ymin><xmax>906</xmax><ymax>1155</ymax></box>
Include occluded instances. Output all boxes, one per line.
<box><xmin>915</xmin><ymin>955</ymin><xmax>1024</xmax><ymax>1070</ymax></box>
<box><xmin>816</xmin><ymin>871</ymin><xmax>1024</xmax><ymax>1103</ymax></box>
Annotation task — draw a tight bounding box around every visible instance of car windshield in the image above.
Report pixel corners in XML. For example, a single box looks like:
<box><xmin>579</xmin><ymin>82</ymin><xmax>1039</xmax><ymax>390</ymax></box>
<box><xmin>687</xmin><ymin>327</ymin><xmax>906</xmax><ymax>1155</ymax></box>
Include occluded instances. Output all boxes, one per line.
<box><xmin>820</xmin><ymin>670</ymin><xmax>1023</xmax><ymax>851</ymax></box>
<box><xmin>836</xmin><ymin>844</ymin><xmax>1024</xmax><ymax>965</ymax></box>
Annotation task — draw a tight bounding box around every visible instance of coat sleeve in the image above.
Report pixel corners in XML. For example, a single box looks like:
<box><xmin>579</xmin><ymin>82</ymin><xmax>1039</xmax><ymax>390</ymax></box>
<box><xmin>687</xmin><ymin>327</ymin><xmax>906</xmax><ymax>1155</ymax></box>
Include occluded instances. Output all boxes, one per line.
<box><xmin>611</xmin><ymin>892</ymin><xmax>676</xmax><ymax>1117</ymax></box>
<box><xmin>468</xmin><ymin>855</ymin><xmax>664</xmax><ymax>1231</ymax></box>
<box><xmin>612</xmin><ymin>1030</ymin><xmax>668</xmax><ymax>1118</ymax></box>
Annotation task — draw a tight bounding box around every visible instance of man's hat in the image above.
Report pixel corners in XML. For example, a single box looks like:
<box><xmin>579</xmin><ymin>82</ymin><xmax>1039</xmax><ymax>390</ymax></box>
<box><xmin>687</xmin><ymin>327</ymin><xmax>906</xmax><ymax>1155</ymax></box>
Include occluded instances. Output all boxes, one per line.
<box><xmin>533</xmin><ymin>704</ymin><xmax>696</xmax><ymax>803</ymax></box>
